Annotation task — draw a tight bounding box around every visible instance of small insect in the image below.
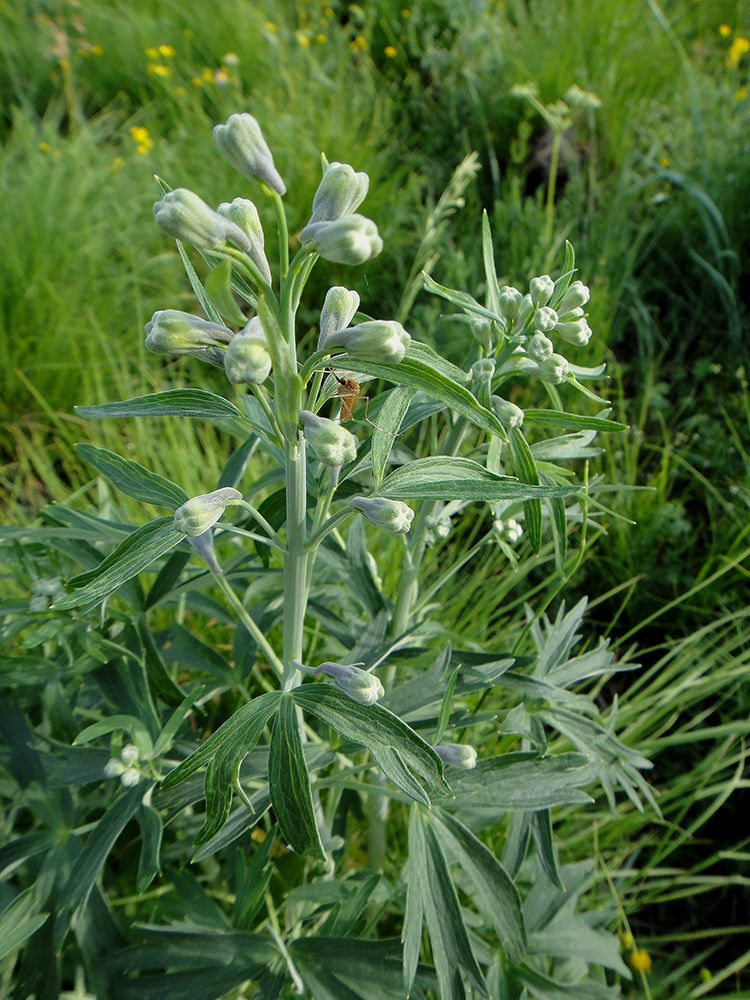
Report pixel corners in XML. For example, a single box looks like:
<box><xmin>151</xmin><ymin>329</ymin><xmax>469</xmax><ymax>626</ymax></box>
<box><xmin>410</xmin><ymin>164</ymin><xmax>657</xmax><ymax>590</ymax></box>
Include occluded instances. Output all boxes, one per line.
<box><xmin>334</xmin><ymin>373</ymin><xmax>362</xmax><ymax>422</ymax></box>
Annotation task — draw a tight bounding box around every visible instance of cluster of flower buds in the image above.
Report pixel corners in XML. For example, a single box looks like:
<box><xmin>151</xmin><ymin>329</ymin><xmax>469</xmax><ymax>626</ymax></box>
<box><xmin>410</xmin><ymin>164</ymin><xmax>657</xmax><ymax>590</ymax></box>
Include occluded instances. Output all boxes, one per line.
<box><xmin>320</xmin><ymin>320</ymin><xmax>411</xmax><ymax>364</ymax></box>
<box><xmin>145</xmin><ymin>310</ymin><xmax>234</xmax><ymax>367</ymax></box>
<box><xmin>493</xmin><ymin>518</ymin><xmax>524</xmax><ymax>544</ymax></box>
<box><xmin>104</xmin><ymin>744</ymin><xmax>142</xmax><ymax>787</ymax></box>
<box><xmin>153</xmin><ymin>188</ymin><xmax>257</xmax><ymax>254</ymax></box>
<box><xmin>310</xmin><ymin>661</ymin><xmax>385</xmax><ymax>706</ymax></box>
<box><xmin>349</xmin><ymin>496</ymin><xmax>415</xmax><ymax>534</ymax></box>
<box><xmin>173</xmin><ymin>487</ymin><xmax>242</xmax><ymax>537</ymax></box>
<box><xmin>299</xmin><ymin>158</ymin><xmax>382</xmax><ymax>265</ymax></box>
<box><xmin>224</xmin><ymin>316</ymin><xmax>272</xmax><ymax>384</ymax></box>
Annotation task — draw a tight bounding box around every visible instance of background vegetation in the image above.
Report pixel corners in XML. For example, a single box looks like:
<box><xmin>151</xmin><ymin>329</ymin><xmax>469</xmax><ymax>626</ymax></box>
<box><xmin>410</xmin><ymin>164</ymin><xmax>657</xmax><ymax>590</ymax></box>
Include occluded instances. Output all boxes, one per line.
<box><xmin>1</xmin><ymin>0</ymin><xmax>749</xmax><ymax>996</ymax></box>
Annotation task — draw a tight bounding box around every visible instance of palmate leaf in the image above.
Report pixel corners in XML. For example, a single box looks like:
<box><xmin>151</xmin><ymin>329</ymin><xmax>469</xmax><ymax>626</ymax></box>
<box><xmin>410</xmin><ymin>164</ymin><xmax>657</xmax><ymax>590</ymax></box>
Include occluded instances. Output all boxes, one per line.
<box><xmin>291</xmin><ymin>684</ymin><xmax>451</xmax><ymax>805</ymax></box>
<box><xmin>377</xmin><ymin>456</ymin><xmax>580</xmax><ymax>503</ymax></box>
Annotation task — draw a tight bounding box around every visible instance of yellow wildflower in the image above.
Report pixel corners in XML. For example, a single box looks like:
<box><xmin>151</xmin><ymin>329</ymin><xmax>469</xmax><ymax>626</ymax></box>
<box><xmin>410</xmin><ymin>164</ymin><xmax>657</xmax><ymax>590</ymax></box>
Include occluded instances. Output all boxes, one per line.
<box><xmin>39</xmin><ymin>141</ymin><xmax>51</xmax><ymax>152</ymax></box>
<box><xmin>630</xmin><ymin>949</ymin><xmax>652</xmax><ymax>974</ymax></box>
<box><xmin>91</xmin><ymin>43</ymin><xmax>103</xmax><ymax>55</ymax></box>
<box><xmin>620</xmin><ymin>931</ymin><xmax>634</xmax><ymax>950</ymax></box>
<box><xmin>402</xmin><ymin>9</ymin><xmax>412</xmax><ymax>17</ymax></box>
<box><xmin>265</xmin><ymin>21</ymin><xmax>277</xmax><ymax>32</ymax></box>
<box><xmin>351</xmin><ymin>34</ymin><xmax>368</xmax><ymax>51</ymax></box>
<box><xmin>296</xmin><ymin>31</ymin><xmax>311</xmax><ymax>46</ymax></box>
<box><xmin>659</xmin><ymin>156</ymin><xmax>670</xmax><ymax>167</ymax></box>
<box><xmin>202</xmin><ymin>67</ymin><xmax>214</xmax><ymax>81</ymax></box>
<box><xmin>158</xmin><ymin>44</ymin><xmax>175</xmax><ymax>57</ymax></box>
<box><xmin>719</xmin><ymin>24</ymin><xmax>732</xmax><ymax>37</ymax></box>
<box><xmin>148</xmin><ymin>64</ymin><xmax>172</xmax><ymax>76</ymax></box>
<box><xmin>384</xmin><ymin>45</ymin><xmax>397</xmax><ymax>57</ymax></box>
<box><xmin>214</xmin><ymin>68</ymin><xmax>229</xmax><ymax>85</ymax></box>
<box><xmin>736</xmin><ymin>84</ymin><xmax>748</xmax><ymax>99</ymax></box>
<box><xmin>317</xmin><ymin>33</ymin><xmax>328</xmax><ymax>43</ymax></box>
<box><xmin>145</xmin><ymin>47</ymin><xmax>159</xmax><ymax>58</ymax></box>
<box><xmin>129</xmin><ymin>125</ymin><xmax>153</xmax><ymax>154</ymax></box>
<box><xmin>727</xmin><ymin>35</ymin><xmax>750</xmax><ymax>66</ymax></box>
<box><xmin>191</xmin><ymin>76</ymin><xmax>203</xmax><ymax>86</ymax></box>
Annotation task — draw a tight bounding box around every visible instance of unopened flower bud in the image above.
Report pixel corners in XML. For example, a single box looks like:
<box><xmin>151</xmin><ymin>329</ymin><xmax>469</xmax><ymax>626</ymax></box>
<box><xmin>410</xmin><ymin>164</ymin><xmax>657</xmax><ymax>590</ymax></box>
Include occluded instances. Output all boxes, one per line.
<box><xmin>556</xmin><ymin>280</ymin><xmax>590</xmax><ymax>313</ymax></box>
<box><xmin>145</xmin><ymin>310</ymin><xmax>234</xmax><ymax>366</ymax></box>
<box><xmin>498</xmin><ymin>286</ymin><xmax>523</xmax><ymax>321</ymax></box>
<box><xmin>174</xmin><ymin>487</ymin><xmax>242</xmax><ymax>537</ymax></box>
<box><xmin>120</xmin><ymin>768</ymin><xmax>141</xmax><ymax>787</ymax></box>
<box><xmin>471</xmin><ymin>358</ymin><xmax>495</xmax><ymax>408</ymax></box>
<box><xmin>153</xmin><ymin>188</ymin><xmax>252</xmax><ymax>251</ymax></box>
<box><xmin>319</xmin><ymin>286</ymin><xmax>361</xmax><ymax>346</ymax></box>
<box><xmin>349</xmin><ymin>496</ymin><xmax>415</xmax><ymax>534</ymax></box>
<box><xmin>535</xmin><ymin>353</ymin><xmax>570</xmax><ymax>384</ymax></box>
<box><xmin>530</xmin><ymin>275</ymin><xmax>554</xmax><ymax>306</ymax></box>
<box><xmin>321</xmin><ymin>320</ymin><xmax>410</xmax><ymax>363</ymax></box>
<box><xmin>224</xmin><ymin>316</ymin><xmax>272</xmax><ymax>384</ymax></box>
<box><xmin>434</xmin><ymin>743</ymin><xmax>477</xmax><ymax>769</ymax></box>
<box><xmin>527</xmin><ymin>333</ymin><xmax>554</xmax><ymax>361</ymax></box>
<box><xmin>120</xmin><ymin>745</ymin><xmax>139</xmax><ymax>767</ymax></box>
<box><xmin>299</xmin><ymin>411</ymin><xmax>357</xmax><ymax>467</ymax></box>
<box><xmin>213</xmin><ymin>113</ymin><xmax>287</xmax><ymax>195</ymax></box>
<box><xmin>299</xmin><ymin>214</ymin><xmax>383</xmax><ymax>265</ymax></box>
<box><xmin>104</xmin><ymin>758</ymin><xmax>126</xmax><ymax>778</ymax></box>
<box><xmin>494</xmin><ymin>518</ymin><xmax>523</xmax><ymax>544</ymax></box>
<box><xmin>514</xmin><ymin>294</ymin><xmax>535</xmax><ymax>331</ymax></box>
<box><xmin>470</xmin><ymin>316</ymin><xmax>493</xmax><ymax>352</ymax></box>
<box><xmin>492</xmin><ymin>395</ymin><xmax>524</xmax><ymax>431</ymax></box>
<box><xmin>533</xmin><ymin>306</ymin><xmax>559</xmax><ymax>332</ymax></box>
<box><xmin>554</xmin><ymin>318</ymin><xmax>592</xmax><ymax>346</ymax></box>
<box><xmin>308</xmin><ymin>161</ymin><xmax>369</xmax><ymax>225</ymax></box>
<box><xmin>312</xmin><ymin>661</ymin><xmax>385</xmax><ymax>705</ymax></box>
<box><xmin>217</xmin><ymin>198</ymin><xmax>271</xmax><ymax>283</ymax></box>
<box><xmin>188</xmin><ymin>529</ymin><xmax>223</xmax><ymax>574</ymax></box>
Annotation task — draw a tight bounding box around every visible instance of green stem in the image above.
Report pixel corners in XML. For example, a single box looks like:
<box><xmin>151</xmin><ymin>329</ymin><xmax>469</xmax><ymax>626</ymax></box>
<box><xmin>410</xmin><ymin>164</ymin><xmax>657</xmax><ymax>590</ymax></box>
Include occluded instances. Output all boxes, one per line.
<box><xmin>282</xmin><ymin>438</ymin><xmax>308</xmax><ymax>691</ymax></box>
<box><xmin>235</xmin><ymin>499</ymin><xmax>286</xmax><ymax>549</ymax></box>
<box><xmin>249</xmin><ymin>383</ymin><xmax>283</xmax><ymax>441</ymax></box>
<box><xmin>211</xmin><ymin>569</ymin><xmax>284</xmax><ymax>677</ymax></box>
<box><xmin>222</xmin><ymin>247</ymin><xmax>277</xmax><ymax>305</ymax></box>
<box><xmin>269</xmin><ymin>189</ymin><xmax>290</xmax><ymax>280</ymax></box>
<box><xmin>544</xmin><ymin>129</ymin><xmax>563</xmax><ymax>247</ymax></box>
<box><xmin>306</xmin><ymin>507</ymin><xmax>354</xmax><ymax>551</ymax></box>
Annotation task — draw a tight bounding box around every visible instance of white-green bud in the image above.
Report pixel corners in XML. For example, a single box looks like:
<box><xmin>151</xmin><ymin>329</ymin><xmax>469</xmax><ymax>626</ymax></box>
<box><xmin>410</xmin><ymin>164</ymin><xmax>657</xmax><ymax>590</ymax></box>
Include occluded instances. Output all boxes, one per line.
<box><xmin>312</xmin><ymin>662</ymin><xmax>385</xmax><ymax>706</ymax></box>
<box><xmin>470</xmin><ymin>316</ymin><xmax>493</xmax><ymax>352</ymax></box>
<box><xmin>104</xmin><ymin>758</ymin><xmax>126</xmax><ymax>778</ymax></box>
<box><xmin>174</xmin><ymin>487</ymin><xmax>242</xmax><ymax>537</ymax></box>
<box><xmin>145</xmin><ymin>310</ymin><xmax>234</xmax><ymax>367</ymax></box>
<box><xmin>557</xmin><ymin>280</ymin><xmax>590</xmax><ymax>313</ymax></box>
<box><xmin>299</xmin><ymin>411</ymin><xmax>358</xmax><ymax>467</ymax></box>
<box><xmin>498</xmin><ymin>286</ymin><xmax>523</xmax><ymax>321</ymax></box>
<box><xmin>308</xmin><ymin>161</ymin><xmax>369</xmax><ymax>225</ymax></box>
<box><xmin>434</xmin><ymin>743</ymin><xmax>477</xmax><ymax>769</ymax></box>
<box><xmin>120</xmin><ymin>745</ymin><xmax>139</xmax><ymax>767</ymax></box>
<box><xmin>492</xmin><ymin>395</ymin><xmax>524</xmax><ymax>431</ymax></box>
<box><xmin>349</xmin><ymin>496</ymin><xmax>415</xmax><ymax>534</ymax></box>
<box><xmin>153</xmin><ymin>188</ymin><xmax>252</xmax><ymax>251</ymax></box>
<box><xmin>120</xmin><ymin>768</ymin><xmax>141</xmax><ymax>787</ymax></box>
<box><xmin>530</xmin><ymin>275</ymin><xmax>555</xmax><ymax>306</ymax></box>
<box><xmin>533</xmin><ymin>306</ymin><xmax>559</xmax><ymax>333</ymax></box>
<box><xmin>494</xmin><ymin>518</ymin><xmax>523</xmax><ymax>544</ymax></box>
<box><xmin>471</xmin><ymin>358</ymin><xmax>495</xmax><ymax>408</ymax></box>
<box><xmin>319</xmin><ymin>286</ymin><xmax>361</xmax><ymax>346</ymax></box>
<box><xmin>554</xmin><ymin>317</ymin><xmax>592</xmax><ymax>346</ymax></box>
<box><xmin>223</xmin><ymin>316</ymin><xmax>272</xmax><ymax>384</ymax></box>
<box><xmin>527</xmin><ymin>333</ymin><xmax>554</xmax><ymax>361</ymax></box>
<box><xmin>321</xmin><ymin>320</ymin><xmax>410</xmax><ymax>363</ymax></box>
<box><xmin>535</xmin><ymin>353</ymin><xmax>570</xmax><ymax>384</ymax></box>
<box><xmin>217</xmin><ymin>198</ymin><xmax>271</xmax><ymax>283</ymax></box>
<box><xmin>298</xmin><ymin>214</ymin><xmax>383</xmax><ymax>265</ymax></box>
<box><xmin>188</xmin><ymin>529</ymin><xmax>223</xmax><ymax>574</ymax></box>
<box><xmin>213</xmin><ymin>113</ymin><xmax>286</xmax><ymax>195</ymax></box>
<box><xmin>514</xmin><ymin>294</ymin><xmax>535</xmax><ymax>330</ymax></box>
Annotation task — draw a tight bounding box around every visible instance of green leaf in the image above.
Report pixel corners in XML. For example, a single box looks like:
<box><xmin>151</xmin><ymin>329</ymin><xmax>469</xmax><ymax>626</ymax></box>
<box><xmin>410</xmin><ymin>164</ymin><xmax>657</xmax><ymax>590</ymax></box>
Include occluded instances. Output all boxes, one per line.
<box><xmin>378</xmin><ymin>456</ymin><xmax>580</xmax><ymax>502</ymax></box>
<box><xmin>448</xmin><ymin>752</ymin><xmax>593</xmax><ymax>810</ymax></box>
<box><xmin>523</xmin><ymin>410</ymin><xmax>627</xmax><ymax>433</ymax></box>
<box><xmin>423</xmin><ymin>272</ymin><xmax>502</xmax><ymax>324</ymax></box>
<box><xmin>404</xmin><ymin>806</ymin><xmax>426</xmax><ymax>995</ymax></box>
<box><xmin>76</xmin><ymin>444</ymin><xmax>190</xmax><ymax>510</ymax></box>
<box><xmin>292</xmin><ymin>684</ymin><xmax>451</xmax><ymax>804</ymax></box>
<box><xmin>371</xmin><ymin>386</ymin><xmax>415</xmax><ymax>486</ymax></box>
<box><xmin>434</xmin><ymin>664</ymin><xmax>460</xmax><ymax>746</ymax></box>
<box><xmin>218</xmin><ymin>434</ymin><xmax>259</xmax><ymax>489</ymax></box>
<box><xmin>548</xmin><ymin>495</ymin><xmax>568</xmax><ymax>576</ymax></box>
<box><xmin>205</xmin><ymin>257</ymin><xmax>247</xmax><ymax>325</ymax></box>
<box><xmin>76</xmin><ymin>389</ymin><xmax>242</xmax><ymax>422</ymax></box>
<box><xmin>0</xmin><ymin>889</ymin><xmax>49</xmax><ymax>962</ymax></box>
<box><xmin>269</xmin><ymin>694</ymin><xmax>325</xmax><ymax>859</ymax></box>
<box><xmin>136</xmin><ymin>802</ymin><xmax>163</xmax><ymax>892</ymax></box>
<box><xmin>531</xmin><ymin>809</ymin><xmax>563</xmax><ymax>890</ymax></box>
<box><xmin>548</xmin><ymin>241</ymin><xmax>576</xmax><ymax>311</ymax></box>
<box><xmin>74</xmin><ymin>714</ymin><xmax>154</xmax><ymax>758</ymax></box>
<box><xmin>417</xmin><ymin>808</ymin><xmax>488</xmax><ymax>999</ymax></box>
<box><xmin>54</xmin><ymin>518</ymin><xmax>182</xmax><ymax>610</ymax></box>
<box><xmin>481</xmin><ymin>211</ymin><xmax>502</xmax><ymax>315</ymax></box>
<box><xmin>508</xmin><ymin>427</ymin><xmax>542</xmax><ymax>553</ymax></box>
<box><xmin>324</xmin><ymin>348</ymin><xmax>506</xmax><ymax>438</ymax></box>
<box><xmin>517</xmin><ymin>964</ymin><xmax>621</xmax><ymax>1000</ymax></box>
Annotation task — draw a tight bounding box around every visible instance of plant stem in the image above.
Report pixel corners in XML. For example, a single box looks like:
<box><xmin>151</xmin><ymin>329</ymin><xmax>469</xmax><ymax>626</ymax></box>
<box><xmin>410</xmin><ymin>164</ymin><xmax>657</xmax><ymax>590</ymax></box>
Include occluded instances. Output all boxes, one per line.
<box><xmin>282</xmin><ymin>438</ymin><xmax>307</xmax><ymax>691</ymax></box>
<box><xmin>544</xmin><ymin>129</ymin><xmax>563</xmax><ymax>247</ymax></box>
<box><xmin>211</xmin><ymin>569</ymin><xmax>284</xmax><ymax>678</ymax></box>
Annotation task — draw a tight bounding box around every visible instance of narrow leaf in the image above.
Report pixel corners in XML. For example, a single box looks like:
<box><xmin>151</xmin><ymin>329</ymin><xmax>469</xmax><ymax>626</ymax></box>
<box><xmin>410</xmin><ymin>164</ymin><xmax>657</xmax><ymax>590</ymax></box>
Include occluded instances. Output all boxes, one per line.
<box><xmin>371</xmin><ymin>386</ymin><xmax>415</xmax><ymax>485</ymax></box>
<box><xmin>136</xmin><ymin>802</ymin><xmax>163</xmax><ymax>892</ymax></box>
<box><xmin>523</xmin><ymin>410</ymin><xmax>627</xmax><ymax>433</ymax></box>
<box><xmin>508</xmin><ymin>426</ymin><xmax>542</xmax><ymax>554</ymax></box>
<box><xmin>448</xmin><ymin>752</ymin><xmax>593</xmax><ymax>810</ymax></box>
<box><xmin>205</xmin><ymin>257</ymin><xmax>247</xmax><ymax>325</ymax></box>
<box><xmin>404</xmin><ymin>805</ymin><xmax>426</xmax><ymax>994</ymax></box>
<box><xmin>175</xmin><ymin>239</ymin><xmax>225</xmax><ymax>325</ymax></box>
<box><xmin>76</xmin><ymin>389</ymin><xmax>242</xmax><ymax>422</ymax></box>
<box><xmin>435</xmin><ymin>665</ymin><xmax>460</xmax><ymax>746</ymax></box>
<box><xmin>76</xmin><ymin>444</ymin><xmax>189</xmax><ymax>510</ymax></box>
<box><xmin>269</xmin><ymin>695</ymin><xmax>325</xmax><ymax>859</ymax></box>
<box><xmin>481</xmin><ymin>211</ymin><xmax>502</xmax><ymax>315</ymax></box>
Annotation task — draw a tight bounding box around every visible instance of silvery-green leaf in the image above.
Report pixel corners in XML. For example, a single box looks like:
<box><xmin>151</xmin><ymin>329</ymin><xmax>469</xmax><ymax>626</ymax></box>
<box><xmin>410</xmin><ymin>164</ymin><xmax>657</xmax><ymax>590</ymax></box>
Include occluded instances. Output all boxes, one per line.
<box><xmin>422</xmin><ymin>272</ymin><xmax>502</xmax><ymax>324</ymax></box>
<box><xmin>76</xmin><ymin>389</ymin><xmax>242</xmax><ymax>422</ymax></box>
<box><xmin>447</xmin><ymin>752</ymin><xmax>593</xmax><ymax>810</ymax></box>
<box><xmin>508</xmin><ymin>427</ymin><xmax>542</xmax><ymax>554</ymax></box>
<box><xmin>523</xmin><ymin>409</ymin><xmax>626</xmax><ymax>432</ymax></box>
<box><xmin>76</xmin><ymin>443</ymin><xmax>189</xmax><ymax>510</ymax></box>
<box><xmin>371</xmin><ymin>386</ymin><xmax>415</xmax><ymax>485</ymax></box>
<box><xmin>136</xmin><ymin>802</ymin><xmax>163</xmax><ymax>892</ymax></box>
<box><xmin>205</xmin><ymin>257</ymin><xmax>247</xmax><ymax>325</ymax></box>
<box><xmin>269</xmin><ymin>695</ymin><xmax>325</xmax><ymax>859</ymax></box>
<box><xmin>481</xmin><ymin>211</ymin><xmax>502</xmax><ymax>315</ymax></box>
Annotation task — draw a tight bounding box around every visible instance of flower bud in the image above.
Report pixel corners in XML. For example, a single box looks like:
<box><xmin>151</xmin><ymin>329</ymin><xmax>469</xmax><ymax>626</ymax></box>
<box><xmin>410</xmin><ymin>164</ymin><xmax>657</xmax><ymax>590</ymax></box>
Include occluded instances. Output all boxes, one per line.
<box><xmin>471</xmin><ymin>358</ymin><xmax>495</xmax><ymax>408</ymax></box>
<box><xmin>530</xmin><ymin>275</ymin><xmax>554</xmax><ymax>306</ymax></box>
<box><xmin>299</xmin><ymin>411</ymin><xmax>357</xmax><ymax>468</ymax></box>
<box><xmin>308</xmin><ymin>161</ymin><xmax>369</xmax><ymax>225</ymax></box>
<box><xmin>556</xmin><ymin>280</ymin><xmax>590</xmax><ymax>313</ymax></box>
<box><xmin>217</xmin><ymin>198</ymin><xmax>271</xmax><ymax>283</ymax></box>
<box><xmin>321</xmin><ymin>320</ymin><xmax>410</xmax><ymax>363</ymax></box>
<box><xmin>513</xmin><ymin>294</ymin><xmax>535</xmax><ymax>331</ymax></box>
<box><xmin>434</xmin><ymin>743</ymin><xmax>477</xmax><ymax>769</ymax></box>
<box><xmin>223</xmin><ymin>316</ymin><xmax>272</xmax><ymax>384</ymax></box>
<box><xmin>120</xmin><ymin>768</ymin><xmax>142</xmax><ymax>787</ymax></box>
<box><xmin>494</xmin><ymin>518</ymin><xmax>523</xmax><ymax>544</ymax></box>
<box><xmin>554</xmin><ymin>318</ymin><xmax>592</xmax><ymax>346</ymax></box>
<box><xmin>104</xmin><ymin>758</ymin><xmax>126</xmax><ymax>778</ymax></box>
<box><xmin>120</xmin><ymin>745</ymin><xmax>139</xmax><ymax>767</ymax></box>
<box><xmin>492</xmin><ymin>395</ymin><xmax>524</xmax><ymax>431</ymax></box>
<box><xmin>174</xmin><ymin>487</ymin><xmax>242</xmax><ymax>537</ymax></box>
<box><xmin>498</xmin><ymin>286</ymin><xmax>523</xmax><ymax>321</ymax></box>
<box><xmin>153</xmin><ymin>188</ymin><xmax>252</xmax><ymax>251</ymax></box>
<box><xmin>145</xmin><ymin>310</ymin><xmax>234</xmax><ymax>367</ymax></box>
<box><xmin>535</xmin><ymin>353</ymin><xmax>570</xmax><ymax>384</ymax></box>
<box><xmin>470</xmin><ymin>316</ymin><xmax>493</xmax><ymax>352</ymax></box>
<box><xmin>213</xmin><ymin>113</ymin><xmax>286</xmax><ymax>194</ymax></box>
<box><xmin>319</xmin><ymin>286</ymin><xmax>361</xmax><ymax>346</ymax></box>
<box><xmin>298</xmin><ymin>214</ymin><xmax>383</xmax><ymax>265</ymax></box>
<box><xmin>533</xmin><ymin>306</ymin><xmax>559</xmax><ymax>333</ymax></box>
<box><xmin>349</xmin><ymin>496</ymin><xmax>415</xmax><ymax>534</ymax></box>
<box><xmin>188</xmin><ymin>529</ymin><xmax>223</xmax><ymax>574</ymax></box>
<box><xmin>527</xmin><ymin>332</ymin><xmax>554</xmax><ymax>362</ymax></box>
<box><xmin>312</xmin><ymin>662</ymin><xmax>384</xmax><ymax>705</ymax></box>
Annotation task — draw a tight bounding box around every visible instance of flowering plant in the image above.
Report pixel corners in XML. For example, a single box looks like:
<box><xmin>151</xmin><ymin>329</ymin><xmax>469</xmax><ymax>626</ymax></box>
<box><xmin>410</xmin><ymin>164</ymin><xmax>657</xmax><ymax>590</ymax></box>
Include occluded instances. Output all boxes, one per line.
<box><xmin>4</xmin><ymin>113</ymin><xmax>656</xmax><ymax>998</ymax></box>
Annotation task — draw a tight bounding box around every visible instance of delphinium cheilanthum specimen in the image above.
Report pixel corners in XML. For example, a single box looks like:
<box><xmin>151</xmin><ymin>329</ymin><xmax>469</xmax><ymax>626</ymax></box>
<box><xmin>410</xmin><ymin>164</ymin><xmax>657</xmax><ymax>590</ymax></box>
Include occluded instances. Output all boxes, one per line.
<box><xmin>47</xmin><ymin>113</ymin><xmax>657</xmax><ymax>999</ymax></box>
